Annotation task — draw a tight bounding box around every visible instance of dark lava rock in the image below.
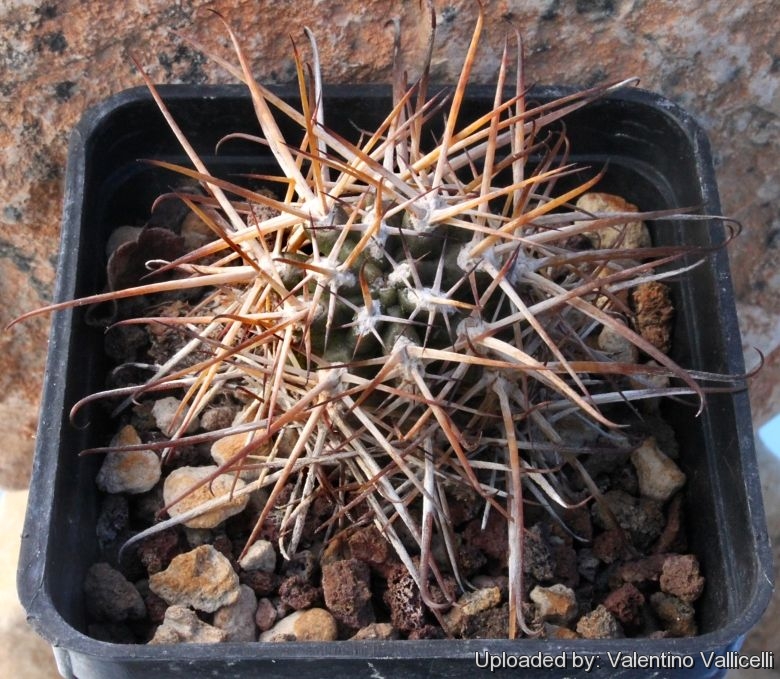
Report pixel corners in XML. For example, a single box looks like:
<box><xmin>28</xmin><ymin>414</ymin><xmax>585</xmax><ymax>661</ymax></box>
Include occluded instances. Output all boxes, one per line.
<box><xmin>550</xmin><ymin>537</ymin><xmax>579</xmax><ymax>588</ymax></box>
<box><xmin>463</xmin><ymin>512</ymin><xmax>507</xmax><ymax>561</ymax></box>
<box><xmin>239</xmin><ymin>569</ymin><xmax>279</xmax><ymax>597</ymax></box>
<box><xmin>137</xmin><ymin>528</ymin><xmax>182</xmax><ymax>575</ymax></box>
<box><xmin>130</xmin><ymin>485</ymin><xmax>165</xmax><ymax>525</ymax></box>
<box><xmin>383</xmin><ymin>564</ymin><xmax>425</xmax><ymax>633</ymax></box>
<box><xmin>278</xmin><ymin>575</ymin><xmax>323</xmax><ymax>610</ymax></box>
<box><xmin>104</xmin><ymin>323</ymin><xmax>149</xmax><ymax>363</ymax></box>
<box><xmin>347</xmin><ymin>526</ymin><xmax>391</xmax><ymax>568</ymax></box>
<box><xmin>212</xmin><ymin>533</ymin><xmax>239</xmax><ymax>569</ymax></box>
<box><xmin>557</xmin><ymin>506</ymin><xmax>594</xmax><ymax>543</ymax></box>
<box><xmin>592</xmin><ymin>490</ymin><xmax>665</xmax><ymax>550</ymax></box>
<box><xmin>96</xmin><ymin>494</ymin><xmax>129</xmax><ymax>548</ymax></box>
<box><xmin>321</xmin><ymin>559</ymin><xmax>375</xmax><ymax>632</ymax></box>
<box><xmin>407</xmin><ymin>624</ymin><xmax>445</xmax><ymax>639</ymax></box>
<box><xmin>457</xmin><ymin>542</ymin><xmax>487</xmax><ymax>577</ymax></box>
<box><xmin>603</xmin><ymin>583</ymin><xmax>645</xmax><ymax>629</ymax></box>
<box><xmin>143</xmin><ymin>590</ymin><xmax>169</xmax><ymax>626</ymax></box>
<box><xmin>592</xmin><ymin>528</ymin><xmax>632</xmax><ymax>564</ymax></box>
<box><xmin>523</xmin><ymin>524</ymin><xmax>555</xmax><ymax>582</ymax></box>
<box><xmin>85</xmin><ymin>562</ymin><xmax>146</xmax><ymax>623</ymax></box>
<box><xmin>650</xmin><ymin>592</ymin><xmax>697</xmax><ymax>637</ymax></box>
<box><xmin>283</xmin><ymin>548</ymin><xmax>318</xmax><ymax>582</ymax></box>
<box><xmin>577</xmin><ymin>548</ymin><xmax>600</xmax><ymax>583</ymax></box>
<box><xmin>465</xmin><ymin>603</ymin><xmax>510</xmax><ymax>639</ymax></box>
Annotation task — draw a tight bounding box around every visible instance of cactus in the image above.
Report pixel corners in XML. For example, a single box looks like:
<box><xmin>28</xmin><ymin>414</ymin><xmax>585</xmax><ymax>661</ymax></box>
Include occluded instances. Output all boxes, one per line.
<box><xmin>11</xmin><ymin>10</ymin><xmax>734</xmax><ymax>638</ymax></box>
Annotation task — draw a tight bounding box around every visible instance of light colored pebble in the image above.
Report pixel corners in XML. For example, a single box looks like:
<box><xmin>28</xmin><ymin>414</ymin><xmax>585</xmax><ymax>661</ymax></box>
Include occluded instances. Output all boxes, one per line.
<box><xmin>259</xmin><ymin>608</ymin><xmax>338</xmax><ymax>642</ymax></box>
<box><xmin>211</xmin><ymin>431</ymin><xmax>269</xmax><ymax>480</ymax></box>
<box><xmin>631</xmin><ymin>437</ymin><xmax>687</xmax><ymax>502</ymax></box>
<box><xmin>149</xmin><ymin>605</ymin><xmax>228</xmax><ymax>644</ymax></box>
<box><xmin>152</xmin><ymin>396</ymin><xmax>199</xmax><ymax>436</ymax></box>
<box><xmin>629</xmin><ymin>360</ymin><xmax>670</xmax><ymax>412</ymax></box>
<box><xmin>95</xmin><ymin>424</ymin><xmax>161</xmax><ymax>495</ymax></box>
<box><xmin>530</xmin><ymin>584</ymin><xmax>578</xmax><ymax>624</ymax></box>
<box><xmin>575</xmin><ymin>605</ymin><xmax>624</xmax><ymax>639</ymax></box>
<box><xmin>238</xmin><ymin>540</ymin><xmax>277</xmax><ymax>573</ymax></box>
<box><xmin>149</xmin><ymin>545</ymin><xmax>241</xmax><ymax>613</ymax></box>
<box><xmin>200</xmin><ymin>405</ymin><xmax>239</xmax><ymax>432</ymax></box>
<box><xmin>628</xmin><ymin>360</ymin><xmax>670</xmax><ymax>392</ymax></box>
<box><xmin>163</xmin><ymin>465</ymin><xmax>249</xmax><ymax>529</ymax></box>
<box><xmin>350</xmin><ymin>623</ymin><xmax>399</xmax><ymax>640</ymax></box>
<box><xmin>598</xmin><ymin>322</ymin><xmax>639</xmax><ymax>363</ymax></box>
<box><xmin>213</xmin><ymin>584</ymin><xmax>258</xmax><ymax>642</ymax></box>
<box><xmin>576</xmin><ymin>193</ymin><xmax>650</xmax><ymax>250</ymax></box>
<box><xmin>443</xmin><ymin>587</ymin><xmax>501</xmax><ymax>636</ymax></box>
<box><xmin>543</xmin><ymin>622</ymin><xmax>580</xmax><ymax>639</ymax></box>
<box><xmin>180</xmin><ymin>211</ymin><xmax>215</xmax><ymax>251</ymax></box>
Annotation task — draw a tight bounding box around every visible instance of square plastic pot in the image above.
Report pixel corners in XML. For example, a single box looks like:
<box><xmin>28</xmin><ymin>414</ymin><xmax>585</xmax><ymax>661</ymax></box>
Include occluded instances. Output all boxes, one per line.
<box><xmin>18</xmin><ymin>84</ymin><xmax>773</xmax><ymax>678</ymax></box>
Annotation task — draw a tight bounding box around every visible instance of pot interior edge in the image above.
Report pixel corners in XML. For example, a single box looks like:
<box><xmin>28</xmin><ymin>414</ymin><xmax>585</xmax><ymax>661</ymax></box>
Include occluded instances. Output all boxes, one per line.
<box><xmin>24</xmin><ymin>87</ymin><xmax>768</xmax><ymax>656</ymax></box>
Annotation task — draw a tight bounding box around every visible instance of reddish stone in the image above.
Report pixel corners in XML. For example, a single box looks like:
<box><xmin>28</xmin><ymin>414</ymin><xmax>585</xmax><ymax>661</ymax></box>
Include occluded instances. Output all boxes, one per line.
<box><xmin>457</xmin><ymin>542</ymin><xmax>487</xmax><ymax>577</ymax></box>
<box><xmin>278</xmin><ymin>575</ymin><xmax>323</xmax><ymax>610</ymax></box>
<box><xmin>212</xmin><ymin>533</ymin><xmax>238</xmax><ymax>569</ymax></box>
<box><xmin>143</xmin><ymin>591</ymin><xmax>169</xmax><ymax>626</ymax></box>
<box><xmin>659</xmin><ymin>554</ymin><xmax>705</xmax><ymax>603</ymax></box>
<box><xmin>612</xmin><ymin>554</ymin><xmax>667</xmax><ymax>587</ymax></box>
<box><xmin>137</xmin><ymin>528</ymin><xmax>182</xmax><ymax>575</ymax></box>
<box><xmin>463</xmin><ymin>512</ymin><xmax>507</xmax><ymax>561</ymax></box>
<box><xmin>550</xmin><ymin>539</ymin><xmax>580</xmax><ymax>588</ymax></box>
<box><xmin>558</xmin><ymin>506</ymin><xmax>594</xmax><ymax>543</ymax></box>
<box><xmin>603</xmin><ymin>583</ymin><xmax>645</xmax><ymax>629</ymax></box>
<box><xmin>523</xmin><ymin>525</ymin><xmax>555</xmax><ymax>582</ymax></box>
<box><xmin>652</xmin><ymin>494</ymin><xmax>688</xmax><ymax>554</ymax></box>
<box><xmin>254</xmin><ymin>597</ymin><xmax>278</xmax><ymax>632</ymax></box>
<box><xmin>383</xmin><ymin>564</ymin><xmax>425</xmax><ymax>633</ymax></box>
<box><xmin>321</xmin><ymin>559</ymin><xmax>375</xmax><ymax>631</ymax></box>
<box><xmin>239</xmin><ymin>569</ymin><xmax>279</xmax><ymax>597</ymax></box>
<box><xmin>592</xmin><ymin>528</ymin><xmax>631</xmax><ymax>564</ymax></box>
<box><xmin>347</xmin><ymin>526</ymin><xmax>390</xmax><ymax>567</ymax></box>
<box><xmin>407</xmin><ymin>625</ymin><xmax>445</xmax><ymax>640</ymax></box>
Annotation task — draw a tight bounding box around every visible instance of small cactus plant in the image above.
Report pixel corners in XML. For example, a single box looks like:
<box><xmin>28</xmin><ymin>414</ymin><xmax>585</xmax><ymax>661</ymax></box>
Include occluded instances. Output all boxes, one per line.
<box><xmin>11</xmin><ymin>9</ymin><xmax>735</xmax><ymax>638</ymax></box>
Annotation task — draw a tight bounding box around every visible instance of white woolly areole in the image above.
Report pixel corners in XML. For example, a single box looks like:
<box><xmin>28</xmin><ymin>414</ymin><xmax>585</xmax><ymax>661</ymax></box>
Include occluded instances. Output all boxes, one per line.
<box><xmin>388</xmin><ymin>261</ymin><xmax>415</xmax><ymax>286</ymax></box>
<box><xmin>455</xmin><ymin>317</ymin><xmax>489</xmax><ymax>346</ymax></box>
<box><xmin>507</xmin><ymin>251</ymin><xmax>533</xmax><ymax>285</ymax></box>
<box><xmin>404</xmin><ymin>287</ymin><xmax>456</xmax><ymax>315</ymax></box>
<box><xmin>319</xmin><ymin>366</ymin><xmax>347</xmax><ymax>391</ymax></box>
<box><xmin>366</xmin><ymin>219</ymin><xmax>391</xmax><ymax>260</ymax></box>
<box><xmin>456</xmin><ymin>242</ymin><xmax>499</xmax><ymax>274</ymax></box>
<box><xmin>315</xmin><ymin>204</ymin><xmax>342</xmax><ymax>227</ymax></box>
<box><xmin>310</xmin><ymin>256</ymin><xmax>356</xmax><ymax>289</ymax></box>
<box><xmin>353</xmin><ymin>300</ymin><xmax>382</xmax><ymax>337</ymax></box>
<box><xmin>407</xmin><ymin>193</ymin><xmax>443</xmax><ymax>232</ymax></box>
<box><xmin>388</xmin><ymin>335</ymin><xmax>421</xmax><ymax>385</ymax></box>
<box><xmin>456</xmin><ymin>241</ymin><xmax>533</xmax><ymax>286</ymax></box>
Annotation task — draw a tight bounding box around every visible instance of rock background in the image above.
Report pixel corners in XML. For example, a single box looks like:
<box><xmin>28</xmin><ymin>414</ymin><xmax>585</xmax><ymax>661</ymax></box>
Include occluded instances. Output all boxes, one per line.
<box><xmin>0</xmin><ymin>0</ymin><xmax>777</xmax><ymax>672</ymax></box>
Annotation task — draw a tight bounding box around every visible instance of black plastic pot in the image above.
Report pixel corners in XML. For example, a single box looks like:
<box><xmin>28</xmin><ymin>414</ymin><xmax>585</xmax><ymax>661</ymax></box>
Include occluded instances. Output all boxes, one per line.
<box><xmin>18</xmin><ymin>84</ymin><xmax>773</xmax><ymax>678</ymax></box>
